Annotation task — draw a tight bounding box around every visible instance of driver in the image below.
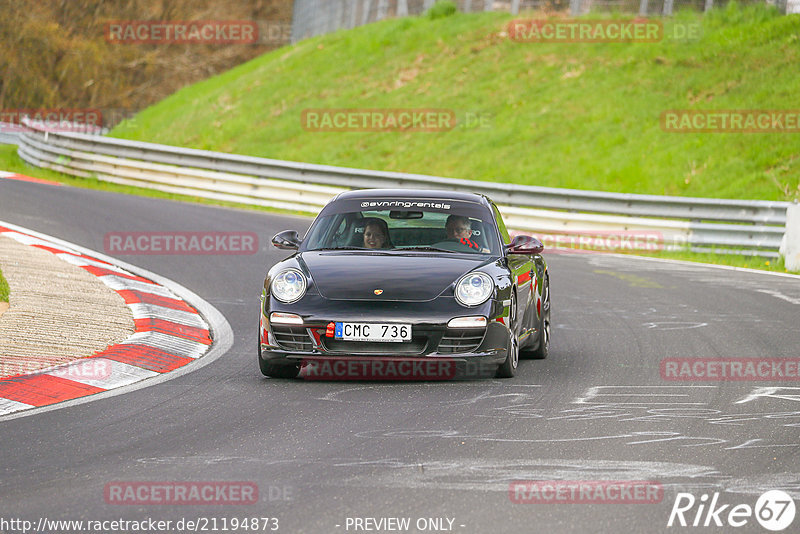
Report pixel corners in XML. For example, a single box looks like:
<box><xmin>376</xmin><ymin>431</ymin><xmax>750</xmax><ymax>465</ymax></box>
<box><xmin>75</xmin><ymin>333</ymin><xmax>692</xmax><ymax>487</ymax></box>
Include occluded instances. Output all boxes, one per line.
<box><xmin>445</xmin><ymin>215</ymin><xmax>489</xmax><ymax>253</ymax></box>
<box><xmin>445</xmin><ymin>215</ymin><xmax>472</xmax><ymax>240</ymax></box>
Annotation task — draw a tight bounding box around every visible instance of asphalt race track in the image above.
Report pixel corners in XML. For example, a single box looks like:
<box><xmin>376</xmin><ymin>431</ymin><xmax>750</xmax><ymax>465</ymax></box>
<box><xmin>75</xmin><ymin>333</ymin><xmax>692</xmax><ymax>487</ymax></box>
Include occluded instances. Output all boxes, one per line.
<box><xmin>1</xmin><ymin>179</ymin><xmax>799</xmax><ymax>533</ymax></box>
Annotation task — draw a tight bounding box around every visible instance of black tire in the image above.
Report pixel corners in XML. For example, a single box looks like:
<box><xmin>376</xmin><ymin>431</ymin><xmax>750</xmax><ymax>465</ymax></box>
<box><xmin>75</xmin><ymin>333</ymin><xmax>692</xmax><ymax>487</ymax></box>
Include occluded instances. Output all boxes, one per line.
<box><xmin>258</xmin><ymin>328</ymin><xmax>300</xmax><ymax>378</ymax></box>
<box><xmin>527</xmin><ymin>276</ymin><xmax>550</xmax><ymax>360</ymax></box>
<box><xmin>496</xmin><ymin>291</ymin><xmax>519</xmax><ymax>378</ymax></box>
<box><xmin>495</xmin><ymin>330</ymin><xmax>519</xmax><ymax>378</ymax></box>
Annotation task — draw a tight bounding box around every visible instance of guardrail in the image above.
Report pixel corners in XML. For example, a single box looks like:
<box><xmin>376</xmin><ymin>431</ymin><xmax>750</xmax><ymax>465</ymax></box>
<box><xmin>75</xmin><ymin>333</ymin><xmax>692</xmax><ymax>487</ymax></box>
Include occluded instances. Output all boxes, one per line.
<box><xmin>1</xmin><ymin>120</ymin><xmax>109</xmax><ymax>146</ymax></box>
<box><xmin>0</xmin><ymin>122</ymin><xmax>21</xmax><ymax>145</ymax></box>
<box><xmin>16</xmin><ymin>118</ymin><xmax>790</xmax><ymax>257</ymax></box>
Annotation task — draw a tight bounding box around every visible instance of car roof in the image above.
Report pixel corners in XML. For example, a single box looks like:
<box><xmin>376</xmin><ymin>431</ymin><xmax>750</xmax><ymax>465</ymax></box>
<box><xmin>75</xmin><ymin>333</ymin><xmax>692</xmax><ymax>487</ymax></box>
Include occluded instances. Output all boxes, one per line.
<box><xmin>333</xmin><ymin>188</ymin><xmax>492</xmax><ymax>207</ymax></box>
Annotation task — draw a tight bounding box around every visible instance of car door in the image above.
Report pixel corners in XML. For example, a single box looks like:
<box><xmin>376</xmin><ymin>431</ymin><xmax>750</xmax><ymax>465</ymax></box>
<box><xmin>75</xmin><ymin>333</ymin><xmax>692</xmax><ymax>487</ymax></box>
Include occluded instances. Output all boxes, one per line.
<box><xmin>491</xmin><ymin>202</ymin><xmax>535</xmax><ymax>334</ymax></box>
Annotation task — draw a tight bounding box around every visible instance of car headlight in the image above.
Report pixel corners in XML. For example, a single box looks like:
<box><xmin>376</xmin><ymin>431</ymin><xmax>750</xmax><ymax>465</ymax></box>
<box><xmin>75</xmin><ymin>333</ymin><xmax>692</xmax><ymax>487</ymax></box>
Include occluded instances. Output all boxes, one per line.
<box><xmin>270</xmin><ymin>269</ymin><xmax>307</xmax><ymax>303</ymax></box>
<box><xmin>455</xmin><ymin>272</ymin><xmax>493</xmax><ymax>307</ymax></box>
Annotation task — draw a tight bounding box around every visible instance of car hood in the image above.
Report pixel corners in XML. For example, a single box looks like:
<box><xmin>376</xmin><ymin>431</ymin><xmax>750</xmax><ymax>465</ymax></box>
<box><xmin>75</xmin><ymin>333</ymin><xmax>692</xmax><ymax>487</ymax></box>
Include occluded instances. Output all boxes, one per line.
<box><xmin>300</xmin><ymin>251</ymin><xmax>493</xmax><ymax>302</ymax></box>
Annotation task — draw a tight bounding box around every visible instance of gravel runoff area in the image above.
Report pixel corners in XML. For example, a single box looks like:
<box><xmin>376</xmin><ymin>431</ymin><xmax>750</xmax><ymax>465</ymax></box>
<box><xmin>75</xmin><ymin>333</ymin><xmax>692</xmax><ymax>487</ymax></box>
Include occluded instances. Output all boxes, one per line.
<box><xmin>0</xmin><ymin>235</ymin><xmax>134</xmax><ymax>378</ymax></box>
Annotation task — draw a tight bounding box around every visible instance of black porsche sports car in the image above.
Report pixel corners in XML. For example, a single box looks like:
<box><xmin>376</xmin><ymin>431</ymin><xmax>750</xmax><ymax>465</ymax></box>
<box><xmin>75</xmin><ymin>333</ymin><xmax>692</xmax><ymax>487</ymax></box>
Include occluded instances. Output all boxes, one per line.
<box><xmin>259</xmin><ymin>189</ymin><xmax>550</xmax><ymax>379</ymax></box>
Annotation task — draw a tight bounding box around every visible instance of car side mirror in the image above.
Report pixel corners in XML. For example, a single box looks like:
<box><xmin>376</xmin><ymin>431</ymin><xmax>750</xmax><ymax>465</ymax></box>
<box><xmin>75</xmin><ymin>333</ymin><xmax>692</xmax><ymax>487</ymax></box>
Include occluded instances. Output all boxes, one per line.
<box><xmin>272</xmin><ymin>230</ymin><xmax>302</xmax><ymax>250</ymax></box>
<box><xmin>507</xmin><ymin>235</ymin><xmax>544</xmax><ymax>255</ymax></box>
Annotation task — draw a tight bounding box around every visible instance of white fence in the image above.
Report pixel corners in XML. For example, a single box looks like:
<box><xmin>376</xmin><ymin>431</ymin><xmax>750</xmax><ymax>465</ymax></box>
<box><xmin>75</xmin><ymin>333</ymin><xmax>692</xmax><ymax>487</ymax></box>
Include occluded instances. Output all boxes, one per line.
<box><xmin>291</xmin><ymin>0</ymin><xmax>780</xmax><ymax>42</ymax></box>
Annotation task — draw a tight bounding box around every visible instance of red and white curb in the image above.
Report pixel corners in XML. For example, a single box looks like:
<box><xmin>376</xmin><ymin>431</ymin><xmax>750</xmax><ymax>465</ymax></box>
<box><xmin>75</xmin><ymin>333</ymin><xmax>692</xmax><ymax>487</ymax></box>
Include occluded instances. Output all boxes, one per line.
<box><xmin>0</xmin><ymin>223</ymin><xmax>218</xmax><ymax>417</ymax></box>
<box><xmin>0</xmin><ymin>170</ymin><xmax>62</xmax><ymax>186</ymax></box>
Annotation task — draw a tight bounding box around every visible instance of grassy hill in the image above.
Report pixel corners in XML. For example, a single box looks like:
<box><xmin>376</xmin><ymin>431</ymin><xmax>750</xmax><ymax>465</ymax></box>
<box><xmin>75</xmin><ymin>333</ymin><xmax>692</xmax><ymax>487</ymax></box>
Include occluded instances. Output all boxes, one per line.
<box><xmin>111</xmin><ymin>3</ymin><xmax>800</xmax><ymax>201</ymax></box>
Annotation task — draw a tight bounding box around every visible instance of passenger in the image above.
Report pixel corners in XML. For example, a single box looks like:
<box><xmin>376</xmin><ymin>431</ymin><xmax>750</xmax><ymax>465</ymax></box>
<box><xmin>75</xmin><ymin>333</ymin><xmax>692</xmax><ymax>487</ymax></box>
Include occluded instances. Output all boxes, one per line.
<box><xmin>363</xmin><ymin>218</ymin><xmax>392</xmax><ymax>249</ymax></box>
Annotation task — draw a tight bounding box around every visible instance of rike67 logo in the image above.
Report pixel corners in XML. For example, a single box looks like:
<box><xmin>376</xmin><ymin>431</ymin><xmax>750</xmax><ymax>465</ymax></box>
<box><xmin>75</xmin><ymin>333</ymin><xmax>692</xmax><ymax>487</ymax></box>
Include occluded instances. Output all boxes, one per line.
<box><xmin>667</xmin><ymin>490</ymin><xmax>795</xmax><ymax>531</ymax></box>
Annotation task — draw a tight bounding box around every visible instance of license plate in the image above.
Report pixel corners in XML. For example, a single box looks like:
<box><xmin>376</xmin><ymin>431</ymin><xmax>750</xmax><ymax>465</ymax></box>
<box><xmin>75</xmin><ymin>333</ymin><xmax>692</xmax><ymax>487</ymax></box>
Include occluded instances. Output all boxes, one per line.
<box><xmin>335</xmin><ymin>322</ymin><xmax>411</xmax><ymax>342</ymax></box>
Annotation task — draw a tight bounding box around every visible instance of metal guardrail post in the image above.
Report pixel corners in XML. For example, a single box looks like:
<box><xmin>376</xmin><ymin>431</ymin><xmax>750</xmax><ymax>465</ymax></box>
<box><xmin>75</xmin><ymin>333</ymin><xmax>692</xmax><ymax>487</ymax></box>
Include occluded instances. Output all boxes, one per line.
<box><xmin>783</xmin><ymin>202</ymin><xmax>800</xmax><ymax>270</ymax></box>
<box><xmin>639</xmin><ymin>0</ymin><xmax>649</xmax><ymax>16</ymax></box>
<box><xmin>511</xmin><ymin>0</ymin><xmax>521</xmax><ymax>15</ymax></box>
<box><xmin>397</xmin><ymin>0</ymin><xmax>409</xmax><ymax>16</ymax></box>
<box><xmin>663</xmin><ymin>0</ymin><xmax>674</xmax><ymax>16</ymax></box>
<box><xmin>362</xmin><ymin>0</ymin><xmax>372</xmax><ymax>25</ymax></box>
<box><xmin>337</xmin><ymin>0</ymin><xmax>347</xmax><ymax>31</ymax></box>
<box><xmin>704</xmin><ymin>0</ymin><xmax>714</xmax><ymax>12</ymax></box>
<box><xmin>377</xmin><ymin>0</ymin><xmax>389</xmax><ymax>19</ymax></box>
<box><xmin>348</xmin><ymin>0</ymin><xmax>358</xmax><ymax>27</ymax></box>
<box><xmin>570</xmin><ymin>0</ymin><xmax>582</xmax><ymax>16</ymax></box>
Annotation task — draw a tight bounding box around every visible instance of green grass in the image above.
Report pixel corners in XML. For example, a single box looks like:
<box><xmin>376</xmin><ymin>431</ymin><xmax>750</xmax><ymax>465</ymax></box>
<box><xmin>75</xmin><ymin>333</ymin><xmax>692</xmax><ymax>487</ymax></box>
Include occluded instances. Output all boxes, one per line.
<box><xmin>110</xmin><ymin>3</ymin><xmax>800</xmax><ymax>201</ymax></box>
<box><xmin>0</xmin><ymin>266</ymin><xmax>9</xmax><ymax>303</ymax></box>
<box><xmin>615</xmin><ymin>248</ymin><xmax>798</xmax><ymax>274</ymax></box>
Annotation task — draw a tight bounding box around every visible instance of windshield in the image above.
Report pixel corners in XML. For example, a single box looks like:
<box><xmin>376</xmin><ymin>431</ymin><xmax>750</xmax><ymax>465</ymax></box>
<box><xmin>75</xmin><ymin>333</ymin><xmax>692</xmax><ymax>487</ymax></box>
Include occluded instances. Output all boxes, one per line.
<box><xmin>302</xmin><ymin>204</ymin><xmax>501</xmax><ymax>255</ymax></box>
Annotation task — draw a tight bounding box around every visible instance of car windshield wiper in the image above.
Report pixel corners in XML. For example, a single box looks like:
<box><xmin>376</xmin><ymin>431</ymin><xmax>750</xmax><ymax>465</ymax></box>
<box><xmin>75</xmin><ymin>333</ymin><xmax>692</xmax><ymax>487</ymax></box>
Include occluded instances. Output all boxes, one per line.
<box><xmin>394</xmin><ymin>246</ymin><xmax>456</xmax><ymax>253</ymax></box>
<box><xmin>315</xmin><ymin>246</ymin><xmax>368</xmax><ymax>251</ymax></box>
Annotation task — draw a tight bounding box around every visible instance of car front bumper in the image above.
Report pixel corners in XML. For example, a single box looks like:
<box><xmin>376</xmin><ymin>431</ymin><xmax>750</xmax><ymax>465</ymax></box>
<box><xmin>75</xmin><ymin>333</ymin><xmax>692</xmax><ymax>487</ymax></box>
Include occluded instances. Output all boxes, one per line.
<box><xmin>259</xmin><ymin>299</ymin><xmax>511</xmax><ymax>378</ymax></box>
<box><xmin>260</xmin><ymin>320</ymin><xmax>508</xmax><ymax>357</ymax></box>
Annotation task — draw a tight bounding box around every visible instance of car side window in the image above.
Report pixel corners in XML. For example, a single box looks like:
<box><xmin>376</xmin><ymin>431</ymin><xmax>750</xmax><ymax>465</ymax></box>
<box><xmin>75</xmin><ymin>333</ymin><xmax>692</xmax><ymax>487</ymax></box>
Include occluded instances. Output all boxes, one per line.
<box><xmin>329</xmin><ymin>215</ymin><xmax>350</xmax><ymax>247</ymax></box>
<box><xmin>492</xmin><ymin>204</ymin><xmax>510</xmax><ymax>245</ymax></box>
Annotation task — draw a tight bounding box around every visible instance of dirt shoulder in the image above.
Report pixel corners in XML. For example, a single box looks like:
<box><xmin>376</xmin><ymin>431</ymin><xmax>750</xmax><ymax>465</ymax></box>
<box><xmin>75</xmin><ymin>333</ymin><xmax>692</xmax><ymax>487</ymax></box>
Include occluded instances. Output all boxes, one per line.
<box><xmin>0</xmin><ymin>235</ymin><xmax>134</xmax><ymax>378</ymax></box>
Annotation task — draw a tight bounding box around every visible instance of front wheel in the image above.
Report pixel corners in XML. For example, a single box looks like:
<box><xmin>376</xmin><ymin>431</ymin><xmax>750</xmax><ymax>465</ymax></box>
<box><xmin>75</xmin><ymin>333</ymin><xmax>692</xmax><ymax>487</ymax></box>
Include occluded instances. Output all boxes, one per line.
<box><xmin>495</xmin><ymin>331</ymin><xmax>519</xmax><ymax>378</ymax></box>
<box><xmin>527</xmin><ymin>276</ymin><xmax>550</xmax><ymax>360</ymax></box>
<box><xmin>496</xmin><ymin>292</ymin><xmax>519</xmax><ymax>378</ymax></box>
